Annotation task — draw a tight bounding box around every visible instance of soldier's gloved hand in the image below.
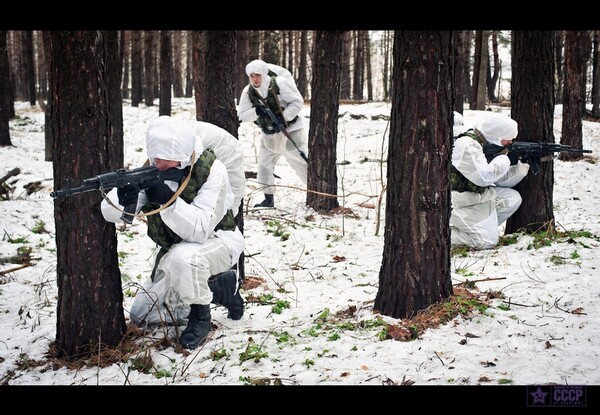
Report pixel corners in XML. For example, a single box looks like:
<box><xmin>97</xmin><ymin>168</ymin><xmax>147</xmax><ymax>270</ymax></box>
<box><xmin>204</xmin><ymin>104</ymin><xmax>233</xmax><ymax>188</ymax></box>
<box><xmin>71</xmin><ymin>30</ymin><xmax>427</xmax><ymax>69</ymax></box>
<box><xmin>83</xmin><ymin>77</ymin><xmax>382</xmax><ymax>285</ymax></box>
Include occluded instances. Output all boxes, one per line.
<box><xmin>507</xmin><ymin>150</ymin><xmax>520</xmax><ymax>166</ymax></box>
<box><xmin>521</xmin><ymin>154</ymin><xmax>542</xmax><ymax>165</ymax></box>
<box><xmin>276</xmin><ymin>113</ymin><xmax>286</xmax><ymax>126</ymax></box>
<box><xmin>145</xmin><ymin>180</ymin><xmax>175</xmax><ymax>205</ymax></box>
<box><xmin>271</xmin><ymin>121</ymin><xmax>282</xmax><ymax>133</ymax></box>
<box><xmin>255</xmin><ymin>105</ymin><xmax>268</xmax><ymax>117</ymax></box>
<box><xmin>117</xmin><ymin>184</ymin><xmax>140</xmax><ymax>207</ymax></box>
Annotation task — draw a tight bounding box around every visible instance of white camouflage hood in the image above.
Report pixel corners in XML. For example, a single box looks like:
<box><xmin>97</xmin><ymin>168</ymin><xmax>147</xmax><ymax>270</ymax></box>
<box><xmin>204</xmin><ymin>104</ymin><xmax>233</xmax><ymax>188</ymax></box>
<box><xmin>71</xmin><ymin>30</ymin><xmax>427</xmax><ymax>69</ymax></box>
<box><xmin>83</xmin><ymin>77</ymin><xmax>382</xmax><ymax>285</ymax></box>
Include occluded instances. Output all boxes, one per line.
<box><xmin>145</xmin><ymin>116</ymin><xmax>199</xmax><ymax>169</ymax></box>
<box><xmin>245</xmin><ymin>59</ymin><xmax>270</xmax><ymax>99</ymax></box>
<box><xmin>475</xmin><ymin>115</ymin><xmax>518</xmax><ymax>146</ymax></box>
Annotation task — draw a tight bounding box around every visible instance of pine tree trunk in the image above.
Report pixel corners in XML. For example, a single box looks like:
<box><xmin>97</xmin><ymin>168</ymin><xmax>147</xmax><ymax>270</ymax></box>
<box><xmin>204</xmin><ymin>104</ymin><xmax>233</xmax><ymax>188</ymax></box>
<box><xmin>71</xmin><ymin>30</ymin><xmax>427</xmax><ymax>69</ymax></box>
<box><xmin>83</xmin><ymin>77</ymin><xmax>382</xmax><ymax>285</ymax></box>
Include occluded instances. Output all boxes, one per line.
<box><xmin>506</xmin><ymin>30</ymin><xmax>556</xmax><ymax>234</ymax></box>
<box><xmin>374</xmin><ymin>31</ymin><xmax>453</xmax><ymax>319</ymax></box>
<box><xmin>50</xmin><ymin>31</ymin><xmax>126</xmax><ymax>358</ymax></box>
<box><xmin>306</xmin><ymin>31</ymin><xmax>342</xmax><ymax>211</ymax></box>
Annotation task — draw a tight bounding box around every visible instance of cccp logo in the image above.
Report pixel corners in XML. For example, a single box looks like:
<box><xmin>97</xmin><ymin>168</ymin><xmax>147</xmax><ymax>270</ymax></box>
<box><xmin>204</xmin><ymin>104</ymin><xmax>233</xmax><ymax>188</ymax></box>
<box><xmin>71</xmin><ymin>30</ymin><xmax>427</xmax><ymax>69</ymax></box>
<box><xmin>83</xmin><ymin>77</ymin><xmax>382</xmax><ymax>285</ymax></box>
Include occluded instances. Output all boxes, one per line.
<box><xmin>527</xmin><ymin>385</ymin><xmax>586</xmax><ymax>407</ymax></box>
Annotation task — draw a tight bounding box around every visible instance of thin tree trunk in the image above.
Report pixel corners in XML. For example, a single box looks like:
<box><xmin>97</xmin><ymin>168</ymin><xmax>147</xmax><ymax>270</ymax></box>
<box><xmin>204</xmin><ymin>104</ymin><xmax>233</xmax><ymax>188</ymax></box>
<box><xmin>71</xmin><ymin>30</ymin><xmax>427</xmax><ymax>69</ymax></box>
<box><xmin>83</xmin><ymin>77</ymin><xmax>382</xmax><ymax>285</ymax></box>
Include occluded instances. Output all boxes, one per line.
<box><xmin>159</xmin><ymin>30</ymin><xmax>172</xmax><ymax>116</ymax></box>
<box><xmin>560</xmin><ymin>30</ymin><xmax>592</xmax><ymax>161</ymax></box>
<box><xmin>592</xmin><ymin>31</ymin><xmax>600</xmax><ymax>118</ymax></box>
<box><xmin>0</xmin><ymin>31</ymin><xmax>12</xmax><ymax>146</ymax></box>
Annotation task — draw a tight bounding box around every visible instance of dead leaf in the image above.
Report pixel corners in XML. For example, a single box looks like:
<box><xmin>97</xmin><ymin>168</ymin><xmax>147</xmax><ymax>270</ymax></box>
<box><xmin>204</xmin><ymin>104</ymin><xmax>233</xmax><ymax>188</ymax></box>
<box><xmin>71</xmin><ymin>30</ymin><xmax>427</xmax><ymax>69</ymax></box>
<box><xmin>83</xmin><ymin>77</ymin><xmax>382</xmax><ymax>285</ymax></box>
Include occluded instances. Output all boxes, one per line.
<box><xmin>387</xmin><ymin>324</ymin><xmax>414</xmax><ymax>341</ymax></box>
<box><xmin>356</xmin><ymin>202</ymin><xmax>375</xmax><ymax>209</ymax></box>
<box><xmin>243</xmin><ymin>276</ymin><xmax>267</xmax><ymax>290</ymax></box>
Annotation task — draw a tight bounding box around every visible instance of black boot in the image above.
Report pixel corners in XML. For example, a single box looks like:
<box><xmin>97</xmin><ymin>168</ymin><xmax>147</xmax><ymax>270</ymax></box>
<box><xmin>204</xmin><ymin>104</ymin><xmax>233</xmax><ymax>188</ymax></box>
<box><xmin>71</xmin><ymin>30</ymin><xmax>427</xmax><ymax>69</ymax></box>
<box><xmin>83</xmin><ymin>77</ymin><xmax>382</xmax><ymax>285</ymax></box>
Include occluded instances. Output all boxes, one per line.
<box><xmin>180</xmin><ymin>304</ymin><xmax>211</xmax><ymax>349</ymax></box>
<box><xmin>254</xmin><ymin>194</ymin><xmax>274</xmax><ymax>208</ymax></box>
<box><xmin>208</xmin><ymin>270</ymin><xmax>244</xmax><ymax>320</ymax></box>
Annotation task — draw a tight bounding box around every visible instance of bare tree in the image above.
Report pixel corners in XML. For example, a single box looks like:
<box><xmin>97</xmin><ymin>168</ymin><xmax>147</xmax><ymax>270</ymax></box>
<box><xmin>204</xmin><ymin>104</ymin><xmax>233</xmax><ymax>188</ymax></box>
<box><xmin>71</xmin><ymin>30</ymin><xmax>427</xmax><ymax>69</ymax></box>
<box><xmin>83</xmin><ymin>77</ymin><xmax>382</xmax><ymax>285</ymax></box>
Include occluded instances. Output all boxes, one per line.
<box><xmin>453</xmin><ymin>30</ymin><xmax>470</xmax><ymax>115</ymax></box>
<box><xmin>50</xmin><ymin>31</ymin><xmax>126</xmax><ymax>358</ymax></box>
<box><xmin>36</xmin><ymin>31</ymin><xmax>49</xmax><ymax>102</ymax></box>
<box><xmin>0</xmin><ymin>31</ymin><xmax>12</xmax><ymax>146</ymax></box>
<box><xmin>379</xmin><ymin>30</ymin><xmax>393</xmax><ymax>102</ymax></box>
<box><xmin>506</xmin><ymin>30</ymin><xmax>556</xmax><ymax>234</ymax></box>
<box><xmin>471</xmin><ymin>30</ymin><xmax>489</xmax><ymax>110</ymax></box>
<box><xmin>364</xmin><ymin>31</ymin><xmax>373</xmax><ymax>101</ymax></box>
<box><xmin>306</xmin><ymin>30</ymin><xmax>343</xmax><ymax>211</ymax></box>
<box><xmin>194</xmin><ymin>31</ymin><xmax>237</xmax><ymax>133</ymax></box>
<box><xmin>554</xmin><ymin>31</ymin><xmax>565</xmax><ymax>104</ymax></box>
<box><xmin>193</xmin><ymin>30</ymin><xmax>245</xmax><ymax>279</ymax></box>
<box><xmin>282</xmin><ymin>30</ymin><xmax>290</xmax><ymax>75</ymax></box>
<box><xmin>185</xmin><ymin>31</ymin><xmax>193</xmax><ymax>98</ymax></box>
<box><xmin>592</xmin><ymin>31</ymin><xmax>600</xmax><ymax>119</ymax></box>
<box><xmin>248</xmin><ymin>30</ymin><xmax>260</xmax><ymax>62</ymax></box>
<box><xmin>352</xmin><ymin>31</ymin><xmax>365</xmax><ymax>101</ymax></box>
<box><xmin>296</xmin><ymin>31</ymin><xmax>309</xmax><ymax>99</ymax></box>
<box><xmin>235</xmin><ymin>31</ymin><xmax>251</xmax><ymax>99</ymax></box>
<box><xmin>561</xmin><ymin>30</ymin><xmax>592</xmax><ymax>161</ymax></box>
<box><xmin>374</xmin><ymin>31</ymin><xmax>454</xmax><ymax>319</ymax></box>
<box><xmin>340</xmin><ymin>31</ymin><xmax>351</xmax><ymax>100</ymax></box>
<box><xmin>120</xmin><ymin>31</ymin><xmax>130</xmax><ymax>99</ymax></box>
<box><xmin>131</xmin><ymin>31</ymin><xmax>143</xmax><ymax>107</ymax></box>
<box><xmin>143</xmin><ymin>30</ymin><xmax>157</xmax><ymax>107</ymax></box>
<box><xmin>486</xmin><ymin>30</ymin><xmax>501</xmax><ymax>103</ymax></box>
<box><xmin>159</xmin><ymin>30</ymin><xmax>172</xmax><ymax>116</ymax></box>
<box><xmin>172</xmin><ymin>30</ymin><xmax>184</xmax><ymax>98</ymax></box>
<box><xmin>22</xmin><ymin>31</ymin><xmax>36</xmax><ymax>106</ymax></box>
<box><xmin>39</xmin><ymin>31</ymin><xmax>52</xmax><ymax>161</ymax></box>
<box><xmin>263</xmin><ymin>31</ymin><xmax>281</xmax><ymax>65</ymax></box>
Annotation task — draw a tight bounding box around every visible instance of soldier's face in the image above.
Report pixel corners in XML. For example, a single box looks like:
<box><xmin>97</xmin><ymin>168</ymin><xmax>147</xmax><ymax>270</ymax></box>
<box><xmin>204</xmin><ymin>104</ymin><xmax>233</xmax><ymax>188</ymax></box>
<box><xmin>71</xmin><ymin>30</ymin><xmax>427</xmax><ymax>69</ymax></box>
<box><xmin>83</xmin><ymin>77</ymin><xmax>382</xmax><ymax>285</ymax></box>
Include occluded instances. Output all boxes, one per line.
<box><xmin>250</xmin><ymin>73</ymin><xmax>262</xmax><ymax>88</ymax></box>
<box><xmin>153</xmin><ymin>158</ymin><xmax>181</xmax><ymax>171</ymax></box>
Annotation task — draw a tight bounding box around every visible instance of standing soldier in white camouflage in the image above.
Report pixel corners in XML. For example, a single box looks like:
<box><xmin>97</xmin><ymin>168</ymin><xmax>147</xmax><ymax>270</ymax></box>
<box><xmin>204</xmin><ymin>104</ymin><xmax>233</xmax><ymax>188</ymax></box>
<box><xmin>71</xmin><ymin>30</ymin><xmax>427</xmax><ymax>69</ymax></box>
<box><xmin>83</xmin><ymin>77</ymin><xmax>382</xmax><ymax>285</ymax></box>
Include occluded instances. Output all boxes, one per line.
<box><xmin>237</xmin><ymin>59</ymin><xmax>308</xmax><ymax>208</ymax></box>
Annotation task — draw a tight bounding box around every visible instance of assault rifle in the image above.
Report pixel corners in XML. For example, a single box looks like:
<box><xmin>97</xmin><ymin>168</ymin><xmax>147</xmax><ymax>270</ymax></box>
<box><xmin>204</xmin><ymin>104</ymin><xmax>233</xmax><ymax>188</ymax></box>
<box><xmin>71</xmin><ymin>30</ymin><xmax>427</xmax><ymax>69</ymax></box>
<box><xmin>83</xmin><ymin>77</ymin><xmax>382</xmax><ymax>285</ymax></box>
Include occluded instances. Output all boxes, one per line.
<box><xmin>256</xmin><ymin>97</ymin><xmax>309</xmax><ymax>163</ymax></box>
<box><xmin>484</xmin><ymin>141</ymin><xmax>592</xmax><ymax>175</ymax></box>
<box><xmin>51</xmin><ymin>166</ymin><xmax>187</xmax><ymax>224</ymax></box>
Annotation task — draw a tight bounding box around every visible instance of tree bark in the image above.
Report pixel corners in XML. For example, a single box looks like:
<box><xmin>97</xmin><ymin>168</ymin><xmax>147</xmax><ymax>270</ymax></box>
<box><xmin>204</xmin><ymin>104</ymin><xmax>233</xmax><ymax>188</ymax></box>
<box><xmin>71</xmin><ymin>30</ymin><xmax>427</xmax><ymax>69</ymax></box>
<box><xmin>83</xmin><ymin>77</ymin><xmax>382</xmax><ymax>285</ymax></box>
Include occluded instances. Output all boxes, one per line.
<box><xmin>50</xmin><ymin>31</ymin><xmax>126</xmax><ymax>359</ymax></box>
<box><xmin>472</xmin><ymin>30</ymin><xmax>489</xmax><ymax>110</ymax></box>
<box><xmin>507</xmin><ymin>30</ymin><xmax>556</xmax><ymax>234</ymax></box>
<box><xmin>193</xmin><ymin>30</ymin><xmax>245</xmax><ymax>279</ymax></box>
<box><xmin>296</xmin><ymin>31</ymin><xmax>308</xmax><ymax>99</ymax></box>
<box><xmin>560</xmin><ymin>30</ymin><xmax>592</xmax><ymax>161</ymax></box>
<box><xmin>306</xmin><ymin>31</ymin><xmax>343</xmax><ymax>212</ymax></box>
<box><xmin>592</xmin><ymin>31</ymin><xmax>600</xmax><ymax>119</ymax></box>
<box><xmin>143</xmin><ymin>30</ymin><xmax>156</xmax><ymax>107</ymax></box>
<box><xmin>159</xmin><ymin>30</ymin><xmax>172</xmax><ymax>116</ymax></box>
<box><xmin>131</xmin><ymin>31</ymin><xmax>143</xmax><ymax>107</ymax></box>
<box><xmin>374</xmin><ymin>31</ymin><xmax>454</xmax><ymax>319</ymax></box>
<box><xmin>0</xmin><ymin>31</ymin><xmax>12</xmax><ymax>146</ymax></box>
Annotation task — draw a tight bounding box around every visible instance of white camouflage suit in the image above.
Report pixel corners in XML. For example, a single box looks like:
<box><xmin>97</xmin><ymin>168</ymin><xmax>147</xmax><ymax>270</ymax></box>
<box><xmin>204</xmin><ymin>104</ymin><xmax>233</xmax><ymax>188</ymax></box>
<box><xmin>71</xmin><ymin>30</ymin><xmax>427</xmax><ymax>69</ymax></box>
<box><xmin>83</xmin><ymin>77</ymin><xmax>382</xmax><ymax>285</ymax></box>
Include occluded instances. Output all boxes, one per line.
<box><xmin>450</xmin><ymin>115</ymin><xmax>530</xmax><ymax>250</ymax></box>
<box><xmin>237</xmin><ymin>59</ymin><xmax>308</xmax><ymax>196</ymax></box>
<box><xmin>101</xmin><ymin>116</ymin><xmax>245</xmax><ymax>325</ymax></box>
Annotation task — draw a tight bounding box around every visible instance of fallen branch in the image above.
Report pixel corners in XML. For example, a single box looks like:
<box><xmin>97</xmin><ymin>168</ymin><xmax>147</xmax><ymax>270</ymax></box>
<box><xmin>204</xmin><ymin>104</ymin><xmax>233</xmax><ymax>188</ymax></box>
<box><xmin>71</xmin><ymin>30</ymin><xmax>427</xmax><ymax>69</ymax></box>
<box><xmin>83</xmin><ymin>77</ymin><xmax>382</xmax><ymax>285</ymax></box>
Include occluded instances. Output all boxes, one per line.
<box><xmin>453</xmin><ymin>276</ymin><xmax>506</xmax><ymax>286</ymax></box>
<box><xmin>1</xmin><ymin>168</ymin><xmax>21</xmax><ymax>200</ymax></box>
<box><xmin>0</xmin><ymin>263</ymin><xmax>32</xmax><ymax>276</ymax></box>
<box><xmin>0</xmin><ymin>246</ymin><xmax>34</xmax><ymax>265</ymax></box>
<box><xmin>500</xmin><ymin>298</ymin><xmax>537</xmax><ymax>308</ymax></box>
<box><xmin>0</xmin><ymin>167</ymin><xmax>21</xmax><ymax>184</ymax></box>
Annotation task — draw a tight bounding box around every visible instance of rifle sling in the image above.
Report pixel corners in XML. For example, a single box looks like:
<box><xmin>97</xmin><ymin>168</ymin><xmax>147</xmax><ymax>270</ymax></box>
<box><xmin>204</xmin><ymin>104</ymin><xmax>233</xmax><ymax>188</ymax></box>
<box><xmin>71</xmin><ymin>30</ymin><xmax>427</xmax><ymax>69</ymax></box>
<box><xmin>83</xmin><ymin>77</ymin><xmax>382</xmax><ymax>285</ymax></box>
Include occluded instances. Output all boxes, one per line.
<box><xmin>102</xmin><ymin>150</ymin><xmax>196</xmax><ymax>223</ymax></box>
